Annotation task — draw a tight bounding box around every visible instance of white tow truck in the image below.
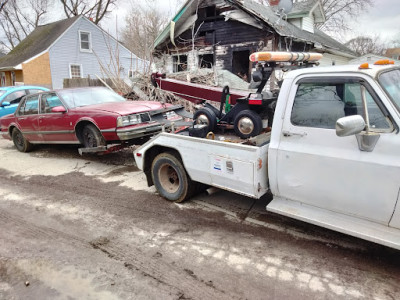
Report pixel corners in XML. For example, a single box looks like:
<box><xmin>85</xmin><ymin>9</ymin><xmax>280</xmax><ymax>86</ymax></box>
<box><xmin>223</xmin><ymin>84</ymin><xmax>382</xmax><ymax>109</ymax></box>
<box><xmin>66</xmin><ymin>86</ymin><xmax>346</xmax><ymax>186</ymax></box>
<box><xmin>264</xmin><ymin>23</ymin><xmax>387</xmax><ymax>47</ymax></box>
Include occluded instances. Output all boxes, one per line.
<box><xmin>134</xmin><ymin>52</ymin><xmax>400</xmax><ymax>250</ymax></box>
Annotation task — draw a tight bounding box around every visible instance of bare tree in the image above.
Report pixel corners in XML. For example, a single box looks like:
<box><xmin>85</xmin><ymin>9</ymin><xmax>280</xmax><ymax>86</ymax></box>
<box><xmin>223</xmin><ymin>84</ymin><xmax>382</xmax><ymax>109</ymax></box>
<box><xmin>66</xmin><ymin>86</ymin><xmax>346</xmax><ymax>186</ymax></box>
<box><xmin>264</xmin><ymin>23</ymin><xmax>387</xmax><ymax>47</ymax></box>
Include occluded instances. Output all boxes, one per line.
<box><xmin>121</xmin><ymin>0</ymin><xmax>169</xmax><ymax>66</ymax></box>
<box><xmin>316</xmin><ymin>0</ymin><xmax>373</xmax><ymax>33</ymax></box>
<box><xmin>0</xmin><ymin>0</ymin><xmax>9</xmax><ymax>13</ymax></box>
<box><xmin>59</xmin><ymin>0</ymin><xmax>117</xmax><ymax>24</ymax></box>
<box><xmin>345</xmin><ymin>36</ymin><xmax>387</xmax><ymax>56</ymax></box>
<box><xmin>0</xmin><ymin>0</ymin><xmax>50</xmax><ymax>51</ymax></box>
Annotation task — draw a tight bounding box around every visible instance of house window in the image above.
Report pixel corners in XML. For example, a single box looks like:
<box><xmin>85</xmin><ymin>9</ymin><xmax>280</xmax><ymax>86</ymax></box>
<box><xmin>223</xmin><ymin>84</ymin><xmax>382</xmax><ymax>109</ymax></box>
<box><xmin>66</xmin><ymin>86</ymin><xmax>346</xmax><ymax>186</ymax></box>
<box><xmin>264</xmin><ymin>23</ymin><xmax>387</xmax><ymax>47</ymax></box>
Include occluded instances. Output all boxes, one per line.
<box><xmin>79</xmin><ymin>31</ymin><xmax>92</xmax><ymax>52</ymax></box>
<box><xmin>70</xmin><ymin>64</ymin><xmax>82</xmax><ymax>78</ymax></box>
<box><xmin>173</xmin><ymin>55</ymin><xmax>188</xmax><ymax>73</ymax></box>
<box><xmin>199</xmin><ymin>54</ymin><xmax>214</xmax><ymax>69</ymax></box>
<box><xmin>232</xmin><ymin>50</ymin><xmax>250</xmax><ymax>82</ymax></box>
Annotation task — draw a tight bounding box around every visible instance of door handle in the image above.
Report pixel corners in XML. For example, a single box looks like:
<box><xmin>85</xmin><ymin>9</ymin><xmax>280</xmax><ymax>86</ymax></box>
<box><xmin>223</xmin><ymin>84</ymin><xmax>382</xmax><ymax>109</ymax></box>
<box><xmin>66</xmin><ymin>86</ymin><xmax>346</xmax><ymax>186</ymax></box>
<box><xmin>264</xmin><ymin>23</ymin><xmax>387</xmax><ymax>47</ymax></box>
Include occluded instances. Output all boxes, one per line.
<box><xmin>282</xmin><ymin>130</ymin><xmax>307</xmax><ymax>137</ymax></box>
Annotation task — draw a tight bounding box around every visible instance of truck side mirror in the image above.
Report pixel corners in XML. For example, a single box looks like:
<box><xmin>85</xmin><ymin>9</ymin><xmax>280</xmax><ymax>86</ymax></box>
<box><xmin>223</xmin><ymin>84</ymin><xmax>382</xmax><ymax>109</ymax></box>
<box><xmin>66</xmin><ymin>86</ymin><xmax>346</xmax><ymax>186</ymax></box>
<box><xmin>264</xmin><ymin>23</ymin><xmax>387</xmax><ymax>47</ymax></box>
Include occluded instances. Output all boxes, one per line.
<box><xmin>336</xmin><ymin>115</ymin><xmax>380</xmax><ymax>152</ymax></box>
<box><xmin>336</xmin><ymin>115</ymin><xmax>366</xmax><ymax>137</ymax></box>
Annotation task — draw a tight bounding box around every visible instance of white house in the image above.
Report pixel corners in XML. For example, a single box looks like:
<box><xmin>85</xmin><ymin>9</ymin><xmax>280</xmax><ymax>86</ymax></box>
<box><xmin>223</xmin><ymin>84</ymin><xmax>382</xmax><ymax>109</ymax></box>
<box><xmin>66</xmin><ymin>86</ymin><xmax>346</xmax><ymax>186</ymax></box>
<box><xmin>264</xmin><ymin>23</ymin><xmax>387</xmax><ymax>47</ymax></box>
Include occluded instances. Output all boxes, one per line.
<box><xmin>0</xmin><ymin>15</ymin><xmax>145</xmax><ymax>89</ymax></box>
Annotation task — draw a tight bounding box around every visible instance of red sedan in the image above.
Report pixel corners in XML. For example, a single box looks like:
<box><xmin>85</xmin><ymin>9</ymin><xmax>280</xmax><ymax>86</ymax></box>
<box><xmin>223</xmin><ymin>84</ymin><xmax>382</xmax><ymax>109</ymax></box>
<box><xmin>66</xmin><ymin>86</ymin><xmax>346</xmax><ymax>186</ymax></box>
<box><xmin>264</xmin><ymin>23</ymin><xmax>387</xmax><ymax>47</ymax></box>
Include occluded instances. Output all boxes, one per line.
<box><xmin>0</xmin><ymin>87</ymin><xmax>183</xmax><ymax>152</ymax></box>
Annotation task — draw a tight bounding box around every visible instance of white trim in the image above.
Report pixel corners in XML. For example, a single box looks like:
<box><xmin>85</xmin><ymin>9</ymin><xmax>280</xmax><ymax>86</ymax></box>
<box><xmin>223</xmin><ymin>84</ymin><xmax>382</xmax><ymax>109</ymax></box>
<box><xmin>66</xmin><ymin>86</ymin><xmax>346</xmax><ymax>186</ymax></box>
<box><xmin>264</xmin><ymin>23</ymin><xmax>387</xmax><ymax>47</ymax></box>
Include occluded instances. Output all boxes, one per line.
<box><xmin>79</xmin><ymin>30</ymin><xmax>92</xmax><ymax>53</ymax></box>
<box><xmin>69</xmin><ymin>63</ymin><xmax>83</xmax><ymax>78</ymax></box>
<box><xmin>22</xmin><ymin>51</ymin><xmax>48</xmax><ymax>65</ymax></box>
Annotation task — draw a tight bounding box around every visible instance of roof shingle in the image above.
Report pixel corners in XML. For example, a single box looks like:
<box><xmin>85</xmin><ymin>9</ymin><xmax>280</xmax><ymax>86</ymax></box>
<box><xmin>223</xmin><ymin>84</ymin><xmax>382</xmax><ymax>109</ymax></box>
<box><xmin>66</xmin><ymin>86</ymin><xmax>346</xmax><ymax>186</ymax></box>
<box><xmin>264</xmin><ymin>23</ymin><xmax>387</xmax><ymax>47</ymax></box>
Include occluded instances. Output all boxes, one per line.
<box><xmin>0</xmin><ymin>15</ymin><xmax>80</xmax><ymax>69</ymax></box>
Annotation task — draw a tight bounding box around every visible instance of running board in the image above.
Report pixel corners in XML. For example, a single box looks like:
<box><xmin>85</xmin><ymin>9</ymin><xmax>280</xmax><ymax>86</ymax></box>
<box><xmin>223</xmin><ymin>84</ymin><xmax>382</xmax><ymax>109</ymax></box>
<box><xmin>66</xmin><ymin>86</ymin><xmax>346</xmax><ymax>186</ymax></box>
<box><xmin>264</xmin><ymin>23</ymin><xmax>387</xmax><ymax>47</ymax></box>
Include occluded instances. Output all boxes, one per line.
<box><xmin>267</xmin><ymin>197</ymin><xmax>400</xmax><ymax>250</ymax></box>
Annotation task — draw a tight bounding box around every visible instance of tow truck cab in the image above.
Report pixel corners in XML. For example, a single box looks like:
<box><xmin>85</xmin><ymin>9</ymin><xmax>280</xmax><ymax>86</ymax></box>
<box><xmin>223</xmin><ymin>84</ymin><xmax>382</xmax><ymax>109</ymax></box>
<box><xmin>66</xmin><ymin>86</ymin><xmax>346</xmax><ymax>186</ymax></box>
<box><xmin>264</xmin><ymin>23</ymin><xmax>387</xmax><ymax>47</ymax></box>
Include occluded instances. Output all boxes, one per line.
<box><xmin>135</xmin><ymin>53</ymin><xmax>400</xmax><ymax>250</ymax></box>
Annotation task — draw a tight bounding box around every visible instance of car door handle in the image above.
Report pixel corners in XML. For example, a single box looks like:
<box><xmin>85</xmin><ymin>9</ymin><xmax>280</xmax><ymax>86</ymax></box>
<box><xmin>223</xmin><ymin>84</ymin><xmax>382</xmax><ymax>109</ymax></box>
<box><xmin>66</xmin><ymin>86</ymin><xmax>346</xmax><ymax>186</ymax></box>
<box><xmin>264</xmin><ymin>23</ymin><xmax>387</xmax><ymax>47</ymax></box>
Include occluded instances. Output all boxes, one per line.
<box><xmin>282</xmin><ymin>130</ymin><xmax>307</xmax><ymax>137</ymax></box>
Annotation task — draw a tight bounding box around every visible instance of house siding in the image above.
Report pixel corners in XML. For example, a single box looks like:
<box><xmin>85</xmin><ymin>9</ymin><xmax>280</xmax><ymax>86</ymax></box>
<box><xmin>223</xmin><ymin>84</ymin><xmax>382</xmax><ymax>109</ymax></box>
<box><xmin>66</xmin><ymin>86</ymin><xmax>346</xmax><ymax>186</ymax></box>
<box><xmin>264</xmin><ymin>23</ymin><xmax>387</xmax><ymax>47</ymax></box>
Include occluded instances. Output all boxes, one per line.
<box><xmin>49</xmin><ymin>17</ymin><xmax>144</xmax><ymax>89</ymax></box>
<box><xmin>302</xmin><ymin>15</ymin><xmax>314</xmax><ymax>33</ymax></box>
<box><xmin>15</xmin><ymin>71</ymin><xmax>23</xmax><ymax>83</ymax></box>
<box><xmin>319</xmin><ymin>53</ymin><xmax>351</xmax><ymax>67</ymax></box>
<box><xmin>22</xmin><ymin>52</ymin><xmax>52</xmax><ymax>88</ymax></box>
<box><xmin>288</xmin><ymin>18</ymin><xmax>301</xmax><ymax>28</ymax></box>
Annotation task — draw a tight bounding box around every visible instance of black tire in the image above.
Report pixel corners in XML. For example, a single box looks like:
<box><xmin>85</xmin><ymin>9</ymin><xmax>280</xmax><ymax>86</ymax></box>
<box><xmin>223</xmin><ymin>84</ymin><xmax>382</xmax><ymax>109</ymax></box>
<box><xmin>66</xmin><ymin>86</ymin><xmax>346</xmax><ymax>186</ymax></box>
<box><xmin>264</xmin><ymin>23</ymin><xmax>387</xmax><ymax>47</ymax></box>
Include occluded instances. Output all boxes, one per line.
<box><xmin>193</xmin><ymin>107</ymin><xmax>217</xmax><ymax>132</ymax></box>
<box><xmin>151</xmin><ymin>152</ymin><xmax>195</xmax><ymax>203</ymax></box>
<box><xmin>234</xmin><ymin>110</ymin><xmax>263</xmax><ymax>139</ymax></box>
<box><xmin>12</xmin><ymin>128</ymin><xmax>33</xmax><ymax>152</ymax></box>
<box><xmin>82</xmin><ymin>124</ymin><xmax>105</xmax><ymax>148</ymax></box>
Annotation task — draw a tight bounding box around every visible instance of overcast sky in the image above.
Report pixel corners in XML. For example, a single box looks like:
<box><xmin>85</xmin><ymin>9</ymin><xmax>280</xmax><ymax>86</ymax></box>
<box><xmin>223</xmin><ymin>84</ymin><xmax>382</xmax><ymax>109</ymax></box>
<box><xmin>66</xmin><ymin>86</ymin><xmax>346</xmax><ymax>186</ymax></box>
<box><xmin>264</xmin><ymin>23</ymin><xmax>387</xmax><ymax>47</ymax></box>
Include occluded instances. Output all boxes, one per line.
<box><xmin>105</xmin><ymin>0</ymin><xmax>399</xmax><ymax>44</ymax></box>
<box><xmin>346</xmin><ymin>0</ymin><xmax>400</xmax><ymax>42</ymax></box>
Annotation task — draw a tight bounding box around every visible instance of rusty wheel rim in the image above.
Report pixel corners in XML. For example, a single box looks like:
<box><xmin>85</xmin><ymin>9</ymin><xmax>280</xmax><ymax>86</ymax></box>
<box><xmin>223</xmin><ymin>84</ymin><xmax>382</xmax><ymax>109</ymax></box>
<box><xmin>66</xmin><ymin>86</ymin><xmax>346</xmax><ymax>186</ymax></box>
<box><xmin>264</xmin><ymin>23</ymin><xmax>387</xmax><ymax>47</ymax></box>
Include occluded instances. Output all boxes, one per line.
<box><xmin>158</xmin><ymin>163</ymin><xmax>180</xmax><ymax>194</ymax></box>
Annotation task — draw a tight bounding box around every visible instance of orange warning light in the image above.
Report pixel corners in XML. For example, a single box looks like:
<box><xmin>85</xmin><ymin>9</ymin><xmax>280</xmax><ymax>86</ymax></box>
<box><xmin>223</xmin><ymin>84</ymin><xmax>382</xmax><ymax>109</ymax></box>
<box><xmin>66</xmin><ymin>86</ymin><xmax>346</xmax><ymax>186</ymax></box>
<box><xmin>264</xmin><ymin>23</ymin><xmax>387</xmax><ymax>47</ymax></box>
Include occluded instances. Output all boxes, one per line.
<box><xmin>359</xmin><ymin>63</ymin><xmax>370</xmax><ymax>69</ymax></box>
<box><xmin>374</xmin><ymin>59</ymin><xmax>391</xmax><ymax>65</ymax></box>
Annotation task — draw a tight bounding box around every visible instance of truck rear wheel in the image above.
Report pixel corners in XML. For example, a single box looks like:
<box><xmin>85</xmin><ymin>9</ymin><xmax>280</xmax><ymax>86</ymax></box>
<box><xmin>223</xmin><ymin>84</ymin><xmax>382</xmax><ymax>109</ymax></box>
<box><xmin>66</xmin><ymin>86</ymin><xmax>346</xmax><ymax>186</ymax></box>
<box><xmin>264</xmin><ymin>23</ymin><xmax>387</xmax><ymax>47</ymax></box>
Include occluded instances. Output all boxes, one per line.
<box><xmin>151</xmin><ymin>152</ymin><xmax>194</xmax><ymax>203</ymax></box>
<box><xmin>193</xmin><ymin>107</ymin><xmax>217</xmax><ymax>132</ymax></box>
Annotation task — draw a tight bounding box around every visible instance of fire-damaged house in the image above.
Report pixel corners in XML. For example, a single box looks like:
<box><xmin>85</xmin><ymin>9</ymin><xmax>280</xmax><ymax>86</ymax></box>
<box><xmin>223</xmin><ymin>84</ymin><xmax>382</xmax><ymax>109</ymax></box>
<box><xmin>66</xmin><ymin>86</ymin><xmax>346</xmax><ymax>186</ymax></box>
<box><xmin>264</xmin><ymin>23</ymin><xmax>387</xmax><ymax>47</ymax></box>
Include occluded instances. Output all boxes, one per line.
<box><xmin>153</xmin><ymin>0</ymin><xmax>356</xmax><ymax>80</ymax></box>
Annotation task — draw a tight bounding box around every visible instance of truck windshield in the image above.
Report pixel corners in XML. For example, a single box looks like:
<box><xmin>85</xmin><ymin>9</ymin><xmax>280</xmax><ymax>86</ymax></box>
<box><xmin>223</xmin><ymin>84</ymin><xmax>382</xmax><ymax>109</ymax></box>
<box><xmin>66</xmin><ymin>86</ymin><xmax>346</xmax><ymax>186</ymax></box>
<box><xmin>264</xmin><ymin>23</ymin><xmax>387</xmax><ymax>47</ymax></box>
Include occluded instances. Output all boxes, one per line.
<box><xmin>379</xmin><ymin>69</ymin><xmax>400</xmax><ymax>111</ymax></box>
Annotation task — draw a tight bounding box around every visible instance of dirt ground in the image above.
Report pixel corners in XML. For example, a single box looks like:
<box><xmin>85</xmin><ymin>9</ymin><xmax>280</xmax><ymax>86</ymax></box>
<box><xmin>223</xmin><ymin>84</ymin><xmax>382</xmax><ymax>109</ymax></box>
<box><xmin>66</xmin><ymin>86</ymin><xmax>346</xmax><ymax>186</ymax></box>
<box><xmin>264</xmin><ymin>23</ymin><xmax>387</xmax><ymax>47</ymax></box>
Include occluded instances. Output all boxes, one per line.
<box><xmin>0</xmin><ymin>139</ymin><xmax>399</xmax><ymax>300</ymax></box>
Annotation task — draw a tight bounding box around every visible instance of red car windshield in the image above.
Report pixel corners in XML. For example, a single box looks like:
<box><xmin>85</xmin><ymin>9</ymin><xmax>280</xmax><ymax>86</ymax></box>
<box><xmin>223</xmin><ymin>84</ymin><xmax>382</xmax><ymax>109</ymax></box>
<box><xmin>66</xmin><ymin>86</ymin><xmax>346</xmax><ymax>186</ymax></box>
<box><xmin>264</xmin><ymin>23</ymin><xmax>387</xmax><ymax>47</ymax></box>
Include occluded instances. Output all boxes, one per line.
<box><xmin>58</xmin><ymin>87</ymin><xmax>126</xmax><ymax>108</ymax></box>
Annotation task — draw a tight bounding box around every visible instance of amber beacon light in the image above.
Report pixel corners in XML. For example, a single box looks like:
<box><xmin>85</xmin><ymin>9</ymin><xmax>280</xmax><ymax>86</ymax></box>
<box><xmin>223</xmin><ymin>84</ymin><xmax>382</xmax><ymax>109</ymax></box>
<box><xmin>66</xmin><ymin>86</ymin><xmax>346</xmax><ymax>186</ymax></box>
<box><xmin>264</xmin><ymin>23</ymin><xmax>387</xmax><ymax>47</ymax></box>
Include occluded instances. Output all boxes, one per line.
<box><xmin>249</xmin><ymin>51</ymin><xmax>323</xmax><ymax>63</ymax></box>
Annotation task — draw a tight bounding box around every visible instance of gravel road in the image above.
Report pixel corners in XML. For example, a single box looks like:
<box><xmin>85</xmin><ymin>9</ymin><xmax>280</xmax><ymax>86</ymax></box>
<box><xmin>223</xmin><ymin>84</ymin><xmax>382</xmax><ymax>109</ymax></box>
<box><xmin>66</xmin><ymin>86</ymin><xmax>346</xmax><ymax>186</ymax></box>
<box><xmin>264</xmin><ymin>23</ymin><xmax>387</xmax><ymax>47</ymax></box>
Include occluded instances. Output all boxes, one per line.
<box><xmin>0</xmin><ymin>139</ymin><xmax>399</xmax><ymax>300</ymax></box>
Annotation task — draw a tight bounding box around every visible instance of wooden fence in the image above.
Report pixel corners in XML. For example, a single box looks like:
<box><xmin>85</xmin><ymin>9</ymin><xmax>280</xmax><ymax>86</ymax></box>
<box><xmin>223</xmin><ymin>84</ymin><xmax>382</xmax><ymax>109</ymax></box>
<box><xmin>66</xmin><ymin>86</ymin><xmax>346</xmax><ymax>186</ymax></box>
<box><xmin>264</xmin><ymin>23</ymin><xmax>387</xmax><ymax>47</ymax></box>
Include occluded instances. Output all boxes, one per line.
<box><xmin>63</xmin><ymin>78</ymin><xmax>118</xmax><ymax>89</ymax></box>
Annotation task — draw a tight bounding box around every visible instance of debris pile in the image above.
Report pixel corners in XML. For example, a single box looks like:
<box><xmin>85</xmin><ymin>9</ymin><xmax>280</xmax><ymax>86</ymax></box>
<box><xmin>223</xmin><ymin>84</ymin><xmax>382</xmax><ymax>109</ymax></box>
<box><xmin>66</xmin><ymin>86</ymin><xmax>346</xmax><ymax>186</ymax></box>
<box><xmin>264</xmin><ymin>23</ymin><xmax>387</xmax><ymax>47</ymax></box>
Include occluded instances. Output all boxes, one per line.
<box><xmin>124</xmin><ymin>75</ymin><xmax>197</xmax><ymax>113</ymax></box>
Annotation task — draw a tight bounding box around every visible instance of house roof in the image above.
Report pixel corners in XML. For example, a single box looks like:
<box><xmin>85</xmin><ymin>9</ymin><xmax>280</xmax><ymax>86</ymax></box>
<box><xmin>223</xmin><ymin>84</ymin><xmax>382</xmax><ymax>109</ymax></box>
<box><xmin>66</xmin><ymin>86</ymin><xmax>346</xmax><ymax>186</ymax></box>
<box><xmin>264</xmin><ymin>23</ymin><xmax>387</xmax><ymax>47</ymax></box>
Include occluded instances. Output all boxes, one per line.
<box><xmin>238</xmin><ymin>0</ymin><xmax>355</xmax><ymax>57</ymax></box>
<box><xmin>287</xmin><ymin>0</ymin><xmax>325</xmax><ymax>23</ymax></box>
<box><xmin>0</xmin><ymin>15</ymin><xmax>81</xmax><ymax>70</ymax></box>
<box><xmin>385</xmin><ymin>48</ymin><xmax>400</xmax><ymax>57</ymax></box>
<box><xmin>155</xmin><ymin>0</ymin><xmax>355</xmax><ymax>58</ymax></box>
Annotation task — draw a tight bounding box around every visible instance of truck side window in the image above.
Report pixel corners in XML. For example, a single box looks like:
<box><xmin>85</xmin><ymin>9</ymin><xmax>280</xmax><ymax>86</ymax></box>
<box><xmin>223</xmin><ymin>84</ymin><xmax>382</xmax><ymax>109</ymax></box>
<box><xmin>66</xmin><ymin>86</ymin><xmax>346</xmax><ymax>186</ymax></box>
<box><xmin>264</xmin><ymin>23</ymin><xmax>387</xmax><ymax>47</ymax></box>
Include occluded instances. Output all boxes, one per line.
<box><xmin>291</xmin><ymin>82</ymin><xmax>391</xmax><ymax>130</ymax></box>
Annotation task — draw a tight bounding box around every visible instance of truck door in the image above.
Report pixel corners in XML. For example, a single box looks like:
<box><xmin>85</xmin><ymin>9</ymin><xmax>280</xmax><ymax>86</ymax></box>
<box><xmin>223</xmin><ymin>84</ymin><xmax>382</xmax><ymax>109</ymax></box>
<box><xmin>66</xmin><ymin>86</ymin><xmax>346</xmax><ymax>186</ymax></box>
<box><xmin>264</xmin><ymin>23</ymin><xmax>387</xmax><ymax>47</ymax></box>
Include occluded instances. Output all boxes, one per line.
<box><xmin>276</xmin><ymin>76</ymin><xmax>400</xmax><ymax>225</ymax></box>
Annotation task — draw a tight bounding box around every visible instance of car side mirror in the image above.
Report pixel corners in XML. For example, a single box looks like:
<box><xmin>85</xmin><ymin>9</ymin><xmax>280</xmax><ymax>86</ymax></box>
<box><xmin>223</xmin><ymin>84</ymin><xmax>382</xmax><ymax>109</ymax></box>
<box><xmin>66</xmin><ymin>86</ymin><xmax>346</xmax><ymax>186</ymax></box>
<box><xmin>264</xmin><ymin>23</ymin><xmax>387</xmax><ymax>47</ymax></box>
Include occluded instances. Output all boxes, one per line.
<box><xmin>51</xmin><ymin>106</ymin><xmax>67</xmax><ymax>113</ymax></box>
<box><xmin>336</xmin><ymin>115</ymin><xmax>366</xmax><ymax>137</ymax></box>
<box><xmin>1</xmin><ymin>101</ymin><xmax>10</xmax><ymax>107</ymax></box>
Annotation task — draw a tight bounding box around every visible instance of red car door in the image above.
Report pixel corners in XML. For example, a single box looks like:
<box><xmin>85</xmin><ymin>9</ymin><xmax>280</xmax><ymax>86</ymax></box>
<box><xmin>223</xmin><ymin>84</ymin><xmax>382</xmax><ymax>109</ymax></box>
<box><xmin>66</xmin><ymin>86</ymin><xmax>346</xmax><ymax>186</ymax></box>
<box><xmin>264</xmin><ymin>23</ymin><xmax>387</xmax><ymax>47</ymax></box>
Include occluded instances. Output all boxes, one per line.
<box><xmin>38</xmin><ymin>92</ymin><xmax>78</xmax><ymax>143</ymax></box>
<box><xmin>16</xmin><ymin>94</ymin><xmax>42</xmax><ymax>142</ymax></box>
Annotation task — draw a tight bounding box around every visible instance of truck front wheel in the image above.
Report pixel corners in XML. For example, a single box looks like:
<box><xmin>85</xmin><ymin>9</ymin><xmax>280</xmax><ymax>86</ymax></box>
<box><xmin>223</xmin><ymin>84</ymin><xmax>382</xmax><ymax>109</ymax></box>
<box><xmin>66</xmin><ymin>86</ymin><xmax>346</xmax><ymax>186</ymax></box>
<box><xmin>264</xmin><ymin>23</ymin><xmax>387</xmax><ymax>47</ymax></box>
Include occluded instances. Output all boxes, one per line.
<box><xmin>151</xmin><ymin>152</ymin><xmax>194</xmax><ymax>203</ymax></box>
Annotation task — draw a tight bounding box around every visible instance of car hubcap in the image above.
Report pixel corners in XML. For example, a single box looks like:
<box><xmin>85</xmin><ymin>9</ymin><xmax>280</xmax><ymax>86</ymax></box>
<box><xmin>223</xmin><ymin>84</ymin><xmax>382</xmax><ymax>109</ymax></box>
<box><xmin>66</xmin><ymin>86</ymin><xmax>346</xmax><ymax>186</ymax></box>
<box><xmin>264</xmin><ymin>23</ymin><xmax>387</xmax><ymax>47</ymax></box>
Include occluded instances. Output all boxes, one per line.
<box><xmin>196</xmin><ymin>114</ymin><xmax>210</xmax><ymax>126</ymax></box>
<box><xmin>85</xmin><ymin>132</ymin><xmax>96</xmax><ymax>147</ymax></box>
<box><xmin>16</xmin><ymin>132</ymin><xmax>23</xmax><ymax>148</ymax></box>
<box><xmin>159</xmin><ymin>163</ymin><xmax>180</xmax><ymax>193</ymax></box>
<box><xmin>238</xmin><ymin>117</ymin><xmax>254</xmax><ymax>135</ymax></box>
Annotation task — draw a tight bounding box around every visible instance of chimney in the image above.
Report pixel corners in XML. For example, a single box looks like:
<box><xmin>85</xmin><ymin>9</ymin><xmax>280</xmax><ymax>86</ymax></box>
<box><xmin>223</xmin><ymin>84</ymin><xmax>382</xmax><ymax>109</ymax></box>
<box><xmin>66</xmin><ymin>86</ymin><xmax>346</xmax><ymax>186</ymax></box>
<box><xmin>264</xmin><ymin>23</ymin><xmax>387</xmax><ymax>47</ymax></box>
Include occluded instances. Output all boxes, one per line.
<box><xmin>269</xmin><ymin>0</ymin><xmax>280</xmax><ymax>5</ymax></box>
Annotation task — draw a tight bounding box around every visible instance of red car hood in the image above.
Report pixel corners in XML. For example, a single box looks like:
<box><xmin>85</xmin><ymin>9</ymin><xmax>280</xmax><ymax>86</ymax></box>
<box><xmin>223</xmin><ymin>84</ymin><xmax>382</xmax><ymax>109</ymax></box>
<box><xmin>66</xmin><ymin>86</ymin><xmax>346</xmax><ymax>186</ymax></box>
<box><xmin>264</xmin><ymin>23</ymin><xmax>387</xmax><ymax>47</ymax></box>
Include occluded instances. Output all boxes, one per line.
<box><xmin>74</xmin><ymin>101</ymin><xmax>170</xmax><ymax>115</ymax></box>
